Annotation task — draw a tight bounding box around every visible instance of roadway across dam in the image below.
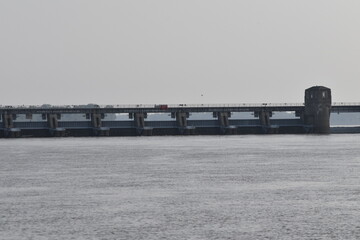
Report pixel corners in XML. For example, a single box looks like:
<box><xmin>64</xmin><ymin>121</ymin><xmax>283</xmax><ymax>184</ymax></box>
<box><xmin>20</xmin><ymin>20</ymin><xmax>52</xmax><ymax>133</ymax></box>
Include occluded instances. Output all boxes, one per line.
<box><xmin>1</xmin><ymin>86</ymin><xmax>360</xmax><ymax>138</ymax></box>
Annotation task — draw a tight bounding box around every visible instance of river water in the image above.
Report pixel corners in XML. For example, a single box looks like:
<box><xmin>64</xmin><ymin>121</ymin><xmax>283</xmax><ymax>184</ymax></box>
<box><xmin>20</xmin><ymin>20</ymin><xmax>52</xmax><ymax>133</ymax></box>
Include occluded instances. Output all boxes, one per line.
<box><xmin>1</xmin><ymin>135</ymin><xmax>360</xmax><ymax>240</ymax></box>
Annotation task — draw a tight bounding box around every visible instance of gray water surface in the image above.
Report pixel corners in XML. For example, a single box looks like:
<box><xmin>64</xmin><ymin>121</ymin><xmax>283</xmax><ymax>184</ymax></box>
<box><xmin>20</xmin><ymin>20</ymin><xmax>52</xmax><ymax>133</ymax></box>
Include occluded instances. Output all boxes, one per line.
<box><xmin>1</xmin><ymin>135</ymin><xmax>360</xmax><ymax>239</ymax></box>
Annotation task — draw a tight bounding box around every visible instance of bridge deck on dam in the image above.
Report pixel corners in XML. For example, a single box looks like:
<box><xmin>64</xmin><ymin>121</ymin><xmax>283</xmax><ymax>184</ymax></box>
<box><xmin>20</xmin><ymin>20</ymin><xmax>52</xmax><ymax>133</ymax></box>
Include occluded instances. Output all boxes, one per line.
<box><xmin>1</xmin><ymin>102</ymin><xmax>360</xmax><ymax>114</ymax></box>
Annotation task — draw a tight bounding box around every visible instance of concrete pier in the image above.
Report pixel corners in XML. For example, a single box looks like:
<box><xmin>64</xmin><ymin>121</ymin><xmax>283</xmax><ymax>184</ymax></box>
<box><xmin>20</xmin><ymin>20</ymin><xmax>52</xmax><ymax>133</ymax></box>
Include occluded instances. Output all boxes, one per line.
<box><xmin>133</xmin><ymin>113</ymin><xmax>153</xmax><ymax>136</ymax></box>
<box><xmin>91</xmin><ymin>113</ymin><xmax>102</xmax><ymax>128</ymax></box>
<box><xmin>47</xmin><ymin>114</ymin><xmax>59</xmax><ymax>129</ymax></box>
<box><xmin>47</xmin><ymin>113</ymin><xmax>66</xmax><ymax>137</ymax></box>
<box><xmin>2</xmin><ymin>113</ymin><xmax>21</xmax><ymax>137</ymax></box>
<box><xmin>254</xmin><ymin>110</ymin><xmax>274</xmax><ymax>133</ymax></box>
<box><xmin>258</xmin><ymin>111</ymin><xmax>271</xmax><ymax>127</ymax></box>
<box><xmin>3</xmin><ymin>113</ymin><xmax>14</xmax><ymax>129</ymax></box>
<box><xmin>174</xmin><ymin>112</ymin><xmax>195</xmax><ymax>134</ymax></box>
<box><xmin>216</xmin><ymin>112</ymin><xmax>236</xmax><ymax>134</ymax></box>
<box><xmin>91</xmin><ymin>112</ymin><xmax>109</xmax><ymax>136</ymax></box>
<box><xmin>175</xmin><ymin>112</ymin><xmax>188</xmax><ymax>128</ymax></box>
<box><xmin>304</xmin><ymin>86</ymin><xmax>332</xmax><ymax>134</ymax></box>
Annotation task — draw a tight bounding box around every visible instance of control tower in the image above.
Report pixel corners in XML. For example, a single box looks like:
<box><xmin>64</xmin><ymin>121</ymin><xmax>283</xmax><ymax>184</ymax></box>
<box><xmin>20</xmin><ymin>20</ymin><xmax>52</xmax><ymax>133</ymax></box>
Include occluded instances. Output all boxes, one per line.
<box><xmin>304</xmin><ymin>86</ymin><xmax>332</xmax><ymax>133</ymax></box>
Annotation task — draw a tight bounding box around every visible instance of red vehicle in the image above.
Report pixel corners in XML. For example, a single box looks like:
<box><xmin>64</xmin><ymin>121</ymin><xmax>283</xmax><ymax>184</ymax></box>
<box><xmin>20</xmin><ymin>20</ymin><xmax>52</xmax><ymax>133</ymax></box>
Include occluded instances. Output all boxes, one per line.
<box><xmin>155</xmin><ymin>104</ymin><xmax>168</xmax><ymax>110</ymax></box>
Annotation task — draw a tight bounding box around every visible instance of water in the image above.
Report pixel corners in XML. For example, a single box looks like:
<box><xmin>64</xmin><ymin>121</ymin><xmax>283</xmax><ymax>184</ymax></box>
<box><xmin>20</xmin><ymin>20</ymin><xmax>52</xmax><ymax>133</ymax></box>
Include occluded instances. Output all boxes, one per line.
<box><xmin>1</xmin><ymin>135</ymin><xmax>360</xmax><ymax>240</ymax></box>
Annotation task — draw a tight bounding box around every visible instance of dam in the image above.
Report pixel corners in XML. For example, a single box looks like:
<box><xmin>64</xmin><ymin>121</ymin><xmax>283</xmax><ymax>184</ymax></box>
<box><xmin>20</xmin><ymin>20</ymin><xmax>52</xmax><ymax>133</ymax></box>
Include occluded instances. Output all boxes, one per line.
<box><xmin>1</xmin><ymin>86</ymin><xmax>360</xmax><ymax>138</ymax></box>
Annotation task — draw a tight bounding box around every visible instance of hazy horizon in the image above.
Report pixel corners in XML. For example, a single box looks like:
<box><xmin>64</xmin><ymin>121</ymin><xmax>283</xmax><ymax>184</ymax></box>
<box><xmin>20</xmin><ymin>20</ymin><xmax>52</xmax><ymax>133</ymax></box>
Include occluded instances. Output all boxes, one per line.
<box><xmin>1</xmin><ymin>1</ymin><xmax>360</xmax><ymax>105</ymax></box>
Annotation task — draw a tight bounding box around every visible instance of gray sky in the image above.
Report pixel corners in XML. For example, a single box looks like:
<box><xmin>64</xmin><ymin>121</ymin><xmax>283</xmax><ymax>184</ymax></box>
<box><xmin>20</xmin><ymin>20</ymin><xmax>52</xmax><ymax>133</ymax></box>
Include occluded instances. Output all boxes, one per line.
<box><xmin>1</xmin><ymin>1</ymin><xmax>360</xmax><ymax>105</ymax></box>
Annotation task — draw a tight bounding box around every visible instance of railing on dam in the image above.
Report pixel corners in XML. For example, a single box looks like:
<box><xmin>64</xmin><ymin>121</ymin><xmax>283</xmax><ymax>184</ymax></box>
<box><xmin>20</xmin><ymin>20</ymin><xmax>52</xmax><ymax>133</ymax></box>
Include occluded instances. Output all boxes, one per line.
<box><xmin>2</xmin><ymin>102</ymin><xmax>360</xmax><ymax>114</ymax></box>
<box><xmin>2</xmin><ymin>103</ymin><xmax>305</xmax><ymax>109</ymax></box>
<box><xmin>2</xmin><ymin>102</ymin><xmax>360</xmax><ymax>109</ymax></box>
